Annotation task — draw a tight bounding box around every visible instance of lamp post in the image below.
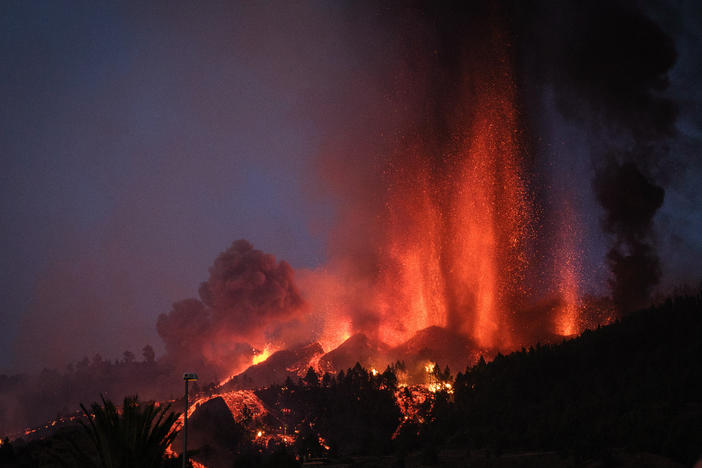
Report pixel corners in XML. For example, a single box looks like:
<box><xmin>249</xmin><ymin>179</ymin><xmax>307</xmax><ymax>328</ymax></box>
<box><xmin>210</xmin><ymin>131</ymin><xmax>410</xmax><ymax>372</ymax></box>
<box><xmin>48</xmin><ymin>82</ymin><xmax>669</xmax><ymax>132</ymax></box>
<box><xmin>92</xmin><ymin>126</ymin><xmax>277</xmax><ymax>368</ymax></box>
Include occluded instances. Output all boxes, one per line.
<box><xmin>183</xmin><ymin>372</ymin><xmax>198</xmax><ymax>468</ymax></box>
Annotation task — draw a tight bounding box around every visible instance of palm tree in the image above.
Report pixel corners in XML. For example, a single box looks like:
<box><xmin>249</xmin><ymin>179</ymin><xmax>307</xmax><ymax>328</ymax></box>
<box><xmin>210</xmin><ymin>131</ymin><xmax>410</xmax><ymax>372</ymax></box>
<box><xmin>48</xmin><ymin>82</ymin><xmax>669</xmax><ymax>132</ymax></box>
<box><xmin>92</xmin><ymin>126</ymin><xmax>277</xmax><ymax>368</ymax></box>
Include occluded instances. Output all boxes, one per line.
<box><xmin>62</xmin><ymin>395</ymin><xmax>180</xmax><ymax>468</ymax></box>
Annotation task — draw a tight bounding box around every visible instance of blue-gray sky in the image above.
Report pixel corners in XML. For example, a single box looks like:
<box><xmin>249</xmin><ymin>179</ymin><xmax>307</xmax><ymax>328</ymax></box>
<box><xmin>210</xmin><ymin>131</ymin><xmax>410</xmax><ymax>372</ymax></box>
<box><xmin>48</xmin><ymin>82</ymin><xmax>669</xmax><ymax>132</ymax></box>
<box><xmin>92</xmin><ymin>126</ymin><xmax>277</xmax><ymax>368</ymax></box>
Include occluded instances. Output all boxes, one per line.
<box><xmin>1</xmin><ymin>1</ymin><xmax>350</xmax><ymax>372</ymax></box>
<box><xmin>2</xmin><ymin>1</ymin><xmax>701</xmax><ymax>373</ymax></box>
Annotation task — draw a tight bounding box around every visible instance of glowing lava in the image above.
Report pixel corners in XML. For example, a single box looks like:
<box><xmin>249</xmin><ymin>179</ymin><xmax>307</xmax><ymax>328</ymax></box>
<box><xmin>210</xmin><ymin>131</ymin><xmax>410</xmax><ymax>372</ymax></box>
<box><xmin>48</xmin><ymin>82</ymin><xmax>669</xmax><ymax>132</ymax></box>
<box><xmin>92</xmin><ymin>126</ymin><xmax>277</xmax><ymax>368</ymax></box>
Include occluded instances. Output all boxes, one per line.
<box><xmin>351</xmin><ymin>24</ymin><xmax>538</xmax><ymax>352</ymax></box>
<box><xmin>252</xmin><ymin>344</ymin><xmax>276</xmax><ymax>366</ymax></box>
<box><xmin>555</xmin><ymin>198</ymin><xmax>582</xmax><ymax>336</ymax></box>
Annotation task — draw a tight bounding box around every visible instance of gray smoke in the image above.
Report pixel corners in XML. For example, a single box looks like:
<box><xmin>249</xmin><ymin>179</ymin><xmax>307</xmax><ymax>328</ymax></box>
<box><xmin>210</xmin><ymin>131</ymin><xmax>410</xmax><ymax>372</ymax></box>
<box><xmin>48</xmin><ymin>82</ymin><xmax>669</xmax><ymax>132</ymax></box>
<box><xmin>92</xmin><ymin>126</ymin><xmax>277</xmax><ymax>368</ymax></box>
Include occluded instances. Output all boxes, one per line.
<box><xmin>546</xmin><ymin>1</ymin><xmax>678</xmax><ymax>313</ymax></box>
<box><xmin>156</xmin><ymin>240</ymin><xmax>305</xmax><ymax>381</ymax></box>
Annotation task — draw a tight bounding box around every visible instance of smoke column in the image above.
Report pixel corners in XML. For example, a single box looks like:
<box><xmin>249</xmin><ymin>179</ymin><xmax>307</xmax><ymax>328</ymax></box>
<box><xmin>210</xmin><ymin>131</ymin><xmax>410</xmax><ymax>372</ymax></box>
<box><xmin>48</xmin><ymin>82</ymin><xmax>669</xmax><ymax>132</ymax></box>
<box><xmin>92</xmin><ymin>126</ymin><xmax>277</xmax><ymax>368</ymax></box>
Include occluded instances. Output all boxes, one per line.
<box><xmin>545</xmin><ymin>1</ymin><xmax>678</xmax><ymax>314</ymax></box>
<box><xmin>309</xmin><ymin>0</ymin><xmax>680</xmax><ymax>351</ymax></box>
<box><xmin>156</xmin><ymin>240</ymin><xmax>307</xmax><ymax>381</ymax></box>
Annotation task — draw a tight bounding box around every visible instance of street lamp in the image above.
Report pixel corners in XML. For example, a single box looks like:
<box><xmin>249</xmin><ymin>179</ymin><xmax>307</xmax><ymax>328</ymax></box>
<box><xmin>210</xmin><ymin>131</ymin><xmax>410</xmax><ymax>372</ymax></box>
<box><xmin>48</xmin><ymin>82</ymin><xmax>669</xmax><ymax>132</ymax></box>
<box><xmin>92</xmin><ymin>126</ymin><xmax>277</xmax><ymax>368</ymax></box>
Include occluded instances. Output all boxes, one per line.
<box><xmin>183</xmin><ymin>372</ymin><xmax>198</xmax><ymax>468</ymax></box>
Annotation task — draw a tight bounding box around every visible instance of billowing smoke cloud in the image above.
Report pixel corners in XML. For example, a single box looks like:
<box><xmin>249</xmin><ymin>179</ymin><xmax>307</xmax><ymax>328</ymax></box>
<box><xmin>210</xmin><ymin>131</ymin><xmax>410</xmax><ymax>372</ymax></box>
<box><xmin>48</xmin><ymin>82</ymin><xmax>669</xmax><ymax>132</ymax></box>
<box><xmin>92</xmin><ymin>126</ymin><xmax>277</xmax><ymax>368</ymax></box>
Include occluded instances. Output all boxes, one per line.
<box><xmin>540</xmin><ymin>1</ymin><xmax>678</xmax><ymax>313</ymax></box>
<box><xmin>156</xmin><ymin>298</ymin><xmax>218</xmax><ymax>375</ymax></box>
<box><xmin>198</xmin><ymin>239</ymin><xmax>304</xmax><ymax>334</ymax></box>
<box><xmin>156</xmin><ymin>240</ymin><xmax>306</xmax><ymax>381</ymax></box>
<box><xmin>595</xmin><ymin>162</ymin><xmax>665</xmax><ymax>312</ymax></box>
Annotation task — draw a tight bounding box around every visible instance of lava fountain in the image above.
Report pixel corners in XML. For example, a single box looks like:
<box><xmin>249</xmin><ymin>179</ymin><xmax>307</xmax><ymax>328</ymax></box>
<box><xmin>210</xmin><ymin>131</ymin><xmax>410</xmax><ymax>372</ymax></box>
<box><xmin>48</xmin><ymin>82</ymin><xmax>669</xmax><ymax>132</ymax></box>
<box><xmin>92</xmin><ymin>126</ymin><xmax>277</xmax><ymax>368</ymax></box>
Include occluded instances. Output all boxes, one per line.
<box><xmin>320</xmin><ymin>19</ymin><xmax>551</xmax><ymax>354</ymax></box>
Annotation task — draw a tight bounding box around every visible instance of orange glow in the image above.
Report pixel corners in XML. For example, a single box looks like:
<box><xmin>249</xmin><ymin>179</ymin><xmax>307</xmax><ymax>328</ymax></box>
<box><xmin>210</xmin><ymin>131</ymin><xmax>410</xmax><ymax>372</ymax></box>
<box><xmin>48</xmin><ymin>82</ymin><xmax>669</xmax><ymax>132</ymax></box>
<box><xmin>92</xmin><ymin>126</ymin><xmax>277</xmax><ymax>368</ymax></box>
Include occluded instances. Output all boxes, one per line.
<box><xmin>373</xmin><ymin>163</ymin><xmax>449</xmax><ymax>346</ymax></box>
<box><xmin>360</xmin><ymin>26</ymin><xmax>531</xmax><ymax>351</ymax></box>
<box><xmin>164</xmin><ymin>445</ymin><xmax>178</xmax><ymax>459</ymax></box>
<box><xmin>219</xmin><ymin>343</ymin><xmax>281</xmax><ymax>385</ymax></box>
<box><xmin>297</xmin><ymin>268</ymin><xmax>353</xmax><ymax>352</ymax></box>
<box><xmin>427</xmin><ymin>382</ymin><xmax>454</xmax><ymax>393</ymax></box>
<box><xmin>167</xmin><ymin>389</ymin><xmax>298</xmax><ymax>459</ymax></box>
<box><xmin>174</xmin><ymin>389</ymin><xmax>267</xmax><ymax>429</ymax></box>
<box><xmin>555</xmin><ymin>198</ymin><xmax>582</xmax><ymax>336</ymax></box>
<box><xmin>319</xmin><ymin>316</ymin><xmax>352</xmax><ymax>353</ymax></box>
<box><xmin>300</xmin><ymin>17</ymin><xmax>592</xmax><ymax>362</ymax></box>
<box><xmin>252</xmin><ymin>344</ymin><xmax>276</xmax><ymax>366</ymax></box>
<box><xmin>450</xmin><ymin>33</ymin><xmax>531</xmax><ymax>350</ymax></box>
<box><xmin>318</xmin><ymin>435</ymin><xmax>331</xmax><ymax>451</ymax></box>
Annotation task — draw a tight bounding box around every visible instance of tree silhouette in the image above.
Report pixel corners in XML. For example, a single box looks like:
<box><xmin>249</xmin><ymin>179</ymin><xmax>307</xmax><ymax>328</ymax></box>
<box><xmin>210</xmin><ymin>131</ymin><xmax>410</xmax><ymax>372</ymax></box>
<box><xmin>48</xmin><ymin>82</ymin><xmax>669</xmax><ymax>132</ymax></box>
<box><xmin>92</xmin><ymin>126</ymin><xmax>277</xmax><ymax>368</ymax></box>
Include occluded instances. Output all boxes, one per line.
<box><xmin>142</xmin><ymin>345</ymin><xmax>156</xmax><ymax>364</ymax></box>
<box><xmin>61</xmin><ymin>395</ymin><xmax>180</xmax><ymax>468</ymax></box>
<box><xmin>303</xmin><ymin>367</ymin><xmax>319</xmax><ymax>386</ymax></box>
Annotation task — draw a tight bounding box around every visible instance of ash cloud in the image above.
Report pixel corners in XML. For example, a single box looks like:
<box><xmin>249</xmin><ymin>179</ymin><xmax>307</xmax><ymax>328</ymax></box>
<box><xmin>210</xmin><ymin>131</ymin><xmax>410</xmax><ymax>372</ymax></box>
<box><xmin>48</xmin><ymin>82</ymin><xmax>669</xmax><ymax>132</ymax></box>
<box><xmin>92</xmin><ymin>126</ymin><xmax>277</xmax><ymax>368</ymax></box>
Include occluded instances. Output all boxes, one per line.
<box><xmin>156</xmin><ymin>240</ymin><xmax>306</xmax><ymax>381</ymax></box>
<box><xmin>600</xmin><ymin>156</ymin><xmax>674</xmax><ymax>312</ymax></box>
<box><xmin>594</xmin><ymin>161</ymin><xmax>665</xmax><ymax>312</ymax></box>
<box><xmin>156</xmin><ymin>298</ymin><xmax>215</xmax><ymax>374</ymax></box>
<box><xmin>500</xmin><ymin>0</ymin><xmax>680</xmax><ymax>312</ymax></box>
<box><xmin>535</xmin><ymin>0</ymin><xmax>679</xmax><ymax>313</ymax></box>
<box><xmin>556</xmin><ymin>3</ymin><xmax>677</xmax><ymax>138</ymax></box>
<box><xmin>198</xmin><ymin>239</ymin><xmax>304</xmax><ymax>335</ymax></box>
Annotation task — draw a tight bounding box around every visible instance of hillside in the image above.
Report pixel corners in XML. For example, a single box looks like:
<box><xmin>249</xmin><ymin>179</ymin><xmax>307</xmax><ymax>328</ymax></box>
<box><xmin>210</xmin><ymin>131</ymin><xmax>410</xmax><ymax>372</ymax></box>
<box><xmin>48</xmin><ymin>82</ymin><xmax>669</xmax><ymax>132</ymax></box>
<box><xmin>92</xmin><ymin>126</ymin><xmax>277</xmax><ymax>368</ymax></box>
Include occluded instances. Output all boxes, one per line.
<box><xmin>414</xmin><ymin>291</ymin><xmax>702</xmax><ymax>465</ymax></box>
<box><xmin>2</xmin><ymin>290</ymin><xmax>701</xmax><ymax>467</ymax></box>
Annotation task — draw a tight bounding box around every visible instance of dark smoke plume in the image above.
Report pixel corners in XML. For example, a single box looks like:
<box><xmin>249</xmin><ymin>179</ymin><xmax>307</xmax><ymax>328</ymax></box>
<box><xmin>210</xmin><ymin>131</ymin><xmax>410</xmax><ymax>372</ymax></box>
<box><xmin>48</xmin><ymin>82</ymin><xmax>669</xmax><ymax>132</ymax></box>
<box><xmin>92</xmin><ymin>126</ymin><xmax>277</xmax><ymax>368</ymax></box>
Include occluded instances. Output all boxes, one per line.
<box><xmin>500</xmin><ymin>0</ymin><xmax>679</xmax><ymax>313</ymax></box>
<box><xmin>595</xmin><ymin>161</ymin><xmax>665</xmax><ymax>312</ymax></box>
<box><xmin>199</xmin><ymin>239</ymin><xmax>304</xmax><ymax>334</ymax></box>
<box><xmin>548</xmin><ymin>1</ymin><xmax>678</xmax><ymax>313</ymax></box>
<box><xmin>156</xmin><ymin>240</ymin><xmax>305</xmax><ymax>381</ymax></box>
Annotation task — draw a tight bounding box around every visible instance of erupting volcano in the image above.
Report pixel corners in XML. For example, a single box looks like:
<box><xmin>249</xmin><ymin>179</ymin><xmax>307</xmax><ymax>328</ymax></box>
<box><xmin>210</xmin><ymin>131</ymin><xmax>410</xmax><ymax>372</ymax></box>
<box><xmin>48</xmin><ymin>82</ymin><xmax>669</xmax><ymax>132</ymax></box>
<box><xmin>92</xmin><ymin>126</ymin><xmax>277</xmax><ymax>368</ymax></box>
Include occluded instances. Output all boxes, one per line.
<box><xmin>366</xmin><ymin>28</ymin><xmax>533</xmax><ymax>351</ymax></box>
<box><xmin>4</xmin><ymin>2</ymin><xmax>697</xmax><ymax>458</ymax></box>
<box><xmin>299</xmin><ymin>8</ymin><xmax>601</xmax><ymax>372</ymax></box>
<box><xmin>149</xmin><ymin>7</ymin><xmax>629</xmax><ymax>389</ymax></box>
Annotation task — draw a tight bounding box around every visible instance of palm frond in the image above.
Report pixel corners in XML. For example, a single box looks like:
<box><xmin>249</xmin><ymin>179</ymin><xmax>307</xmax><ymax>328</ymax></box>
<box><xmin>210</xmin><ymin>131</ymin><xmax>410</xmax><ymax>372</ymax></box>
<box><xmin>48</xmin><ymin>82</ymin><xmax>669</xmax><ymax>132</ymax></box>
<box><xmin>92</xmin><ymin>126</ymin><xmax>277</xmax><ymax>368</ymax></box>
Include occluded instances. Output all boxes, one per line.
<box><xmin>58</xmin><ymin>394</ymin><xmax>181</xmax><ymax>468</ymax></box>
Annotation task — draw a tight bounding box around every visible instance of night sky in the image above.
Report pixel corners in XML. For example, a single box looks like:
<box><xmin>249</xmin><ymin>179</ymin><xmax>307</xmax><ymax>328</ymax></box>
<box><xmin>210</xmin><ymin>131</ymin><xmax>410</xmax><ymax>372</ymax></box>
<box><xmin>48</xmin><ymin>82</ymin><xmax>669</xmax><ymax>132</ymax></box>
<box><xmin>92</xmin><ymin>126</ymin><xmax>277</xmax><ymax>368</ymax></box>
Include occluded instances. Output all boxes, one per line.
<box><xmin>2</xmin><ymin>1</ymin><xmax>701</xmax><ymax>374</ymax></box>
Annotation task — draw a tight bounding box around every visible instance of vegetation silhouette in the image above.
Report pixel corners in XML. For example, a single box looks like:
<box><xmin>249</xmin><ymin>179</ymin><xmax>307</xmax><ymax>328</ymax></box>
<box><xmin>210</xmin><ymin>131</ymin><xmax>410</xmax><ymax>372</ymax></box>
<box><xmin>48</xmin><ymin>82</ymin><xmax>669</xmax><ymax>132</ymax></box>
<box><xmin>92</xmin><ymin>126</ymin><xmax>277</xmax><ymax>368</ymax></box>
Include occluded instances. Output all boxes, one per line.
<box><xmin>256</xmin><ymin>362</ymin><xmax>402</xmax><ymax>458</ymax></box>
<box><xmin>0</xmin><ymin>345</ymin><xmax>179</xmax><ymax>436</ymax></box>
<box><xmin>416</xmin><ymin>289</ymin><xmax>702</xmax><ymax>464</ymax></box>
<box><xmin>2</xmin><ymin>288</ymin><xmax>701</xmax><ymax>466</ymax></box>
<box><xmin>59</xmin><ymin>395</ymin><xmax>180</xmax><ymax>468</ymax></box>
